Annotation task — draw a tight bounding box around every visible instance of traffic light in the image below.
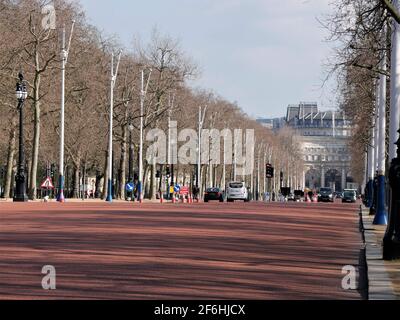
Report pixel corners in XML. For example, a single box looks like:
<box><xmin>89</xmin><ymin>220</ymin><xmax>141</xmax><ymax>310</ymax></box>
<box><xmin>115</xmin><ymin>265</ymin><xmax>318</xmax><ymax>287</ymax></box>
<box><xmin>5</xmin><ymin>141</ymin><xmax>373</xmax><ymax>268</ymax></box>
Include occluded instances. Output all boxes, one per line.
<box><xmin>280</xmin><ymin>171</ymin><xmax>284</xmax><ymax>182</ymax></box>
<box><xmin>166</xmin><ymin>166</ymin><xmax>170</xmax><ymax>177</ymax></box>
<box><xmin>266</xmin><ymin>164</ymin><xmax>274</xmax><ymax>179</ymax></box>
<box><xmin>50</xmin><ymin>163</ymin><xmax>56</xmax><ymax>178</ymax></box>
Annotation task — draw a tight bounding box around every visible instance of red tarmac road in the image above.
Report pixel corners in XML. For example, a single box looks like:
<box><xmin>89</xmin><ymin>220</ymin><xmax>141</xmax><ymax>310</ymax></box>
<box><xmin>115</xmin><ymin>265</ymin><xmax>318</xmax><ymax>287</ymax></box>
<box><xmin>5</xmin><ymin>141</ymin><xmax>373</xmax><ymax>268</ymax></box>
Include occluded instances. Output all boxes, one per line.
<box><xmin>0</xmin><ymin>201</ymin><xmax>363</xmax><ymax>300</ymax></box>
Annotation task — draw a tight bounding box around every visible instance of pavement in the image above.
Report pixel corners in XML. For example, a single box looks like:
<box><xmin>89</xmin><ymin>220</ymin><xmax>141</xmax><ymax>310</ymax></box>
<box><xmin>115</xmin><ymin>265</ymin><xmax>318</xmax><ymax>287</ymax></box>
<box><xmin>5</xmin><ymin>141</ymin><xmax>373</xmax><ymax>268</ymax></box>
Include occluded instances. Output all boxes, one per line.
<box><xmin>0</xmin><ymin>201</ymin><xmax>364</xmax><ymax>300</ymax></box>
<box><xmin>362</xmin><ymin>208</ymin><xmax>399</xmax><ymax>300</ymax></box>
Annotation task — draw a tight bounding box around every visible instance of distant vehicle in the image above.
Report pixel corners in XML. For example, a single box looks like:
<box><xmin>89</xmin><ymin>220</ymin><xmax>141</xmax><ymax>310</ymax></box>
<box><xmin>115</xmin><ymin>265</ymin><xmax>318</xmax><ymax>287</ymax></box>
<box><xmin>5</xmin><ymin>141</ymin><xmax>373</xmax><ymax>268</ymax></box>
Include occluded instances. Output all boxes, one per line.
<box><xmin>318</xmin><ymin>187</ymin><xmax>334</xmax><ymax>203</ymax></box>
<box><xmin>294</xmin><ymin>190</ymin><xmax>304</xmax><ymax>202</ymax></box>
<box><xmin>226</xmin><ymin>182</ymin><xmax>249</xmax><ymax>202</ymax></box>
<box><xmin>342</xmin><ymin>190</ymin><xmax>357</xmax><ymax>203</ymax></box>
<box><xmin>287</xmin><ymin>193</ymin><xmax>296</xmax><ymax>201</ymax></box>
<box><xmin>281</xmin><ymin>187</ymin><xmax>291</xmax><ymax>198</ymax></box>
<box><xmin>204</xmin><ymin>188</ymin><xmax>224</xmax><ymax>203</ymax></box>
<box><xmin>335</xmin><ymin>192</ymin><xmax>343</xmax><ymax>199</ymax></box>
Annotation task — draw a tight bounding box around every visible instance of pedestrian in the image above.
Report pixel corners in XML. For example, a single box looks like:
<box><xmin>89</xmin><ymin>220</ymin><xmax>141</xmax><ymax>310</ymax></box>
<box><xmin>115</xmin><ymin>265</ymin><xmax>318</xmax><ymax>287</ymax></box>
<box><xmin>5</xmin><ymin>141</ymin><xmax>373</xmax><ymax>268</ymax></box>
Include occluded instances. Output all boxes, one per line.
<box><xmin>192</xmin><ymin>186</ymin><xmax>199</xmax><ymax>200</ymax></box>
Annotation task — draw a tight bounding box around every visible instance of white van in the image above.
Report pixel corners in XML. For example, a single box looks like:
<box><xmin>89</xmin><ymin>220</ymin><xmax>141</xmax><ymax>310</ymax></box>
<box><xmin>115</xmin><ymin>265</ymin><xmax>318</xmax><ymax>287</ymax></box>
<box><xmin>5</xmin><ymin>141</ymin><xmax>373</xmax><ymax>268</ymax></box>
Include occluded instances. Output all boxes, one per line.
<box><xmin>226</xmin><ymin>182</ymin><xmax>249</xmax><ymax>202</ymax></box>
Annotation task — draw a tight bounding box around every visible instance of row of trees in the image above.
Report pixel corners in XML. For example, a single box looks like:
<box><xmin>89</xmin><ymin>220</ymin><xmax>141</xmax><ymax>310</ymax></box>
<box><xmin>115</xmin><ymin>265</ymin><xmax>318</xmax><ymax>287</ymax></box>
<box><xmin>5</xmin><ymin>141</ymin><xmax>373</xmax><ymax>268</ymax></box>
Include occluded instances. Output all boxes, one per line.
<box><xmin>323</xmin><ymin>0</ymin><xmax>393</xmax><ymax>185</ymax></box>
<box><xmin>0</xmin><ymin>0</ymin><xmax>304</xmax><ymax>200</ymax></box>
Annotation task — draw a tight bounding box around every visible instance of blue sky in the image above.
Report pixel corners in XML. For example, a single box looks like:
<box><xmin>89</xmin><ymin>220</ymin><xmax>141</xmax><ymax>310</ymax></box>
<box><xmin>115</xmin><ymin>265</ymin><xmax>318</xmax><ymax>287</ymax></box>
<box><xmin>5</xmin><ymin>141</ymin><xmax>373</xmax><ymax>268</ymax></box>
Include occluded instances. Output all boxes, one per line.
<box><xmin>76</xmin><ymin>0</ymin><xmax>336</xmax><ymax>119</ymax></box>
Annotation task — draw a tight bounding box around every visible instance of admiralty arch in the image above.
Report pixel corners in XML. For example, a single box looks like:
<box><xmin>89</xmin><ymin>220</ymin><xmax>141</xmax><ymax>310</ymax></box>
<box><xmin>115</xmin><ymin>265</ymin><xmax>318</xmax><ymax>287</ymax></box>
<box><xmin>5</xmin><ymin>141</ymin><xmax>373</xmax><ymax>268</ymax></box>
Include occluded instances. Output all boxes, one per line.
<box><xmin>288</xmin><ymin>103</ymin><xmax>354</xmax><ymax>192</ymax></box>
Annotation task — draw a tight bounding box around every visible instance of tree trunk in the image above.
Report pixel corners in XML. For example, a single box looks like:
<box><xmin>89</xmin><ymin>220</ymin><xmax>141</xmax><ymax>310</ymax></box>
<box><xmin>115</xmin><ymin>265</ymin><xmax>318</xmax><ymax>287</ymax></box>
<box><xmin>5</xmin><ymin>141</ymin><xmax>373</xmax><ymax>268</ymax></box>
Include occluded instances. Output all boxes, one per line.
<box><xmin>143</xmin><ymin>163</ymin><xmax>150</xmax><ymax>199</ymax></box>
<box><xmin>29</xmin><ymin>71</ymin><xmax>41</xmax><ymax>200</ymax></box>
<box><xmin>150</xmin><ymin>162</ymin><xmax>156</xmax><ymax>200</ymax></box>
<box><xmin>26</xmin><ymin>155</ymin><xmax>31</xmax><ymax>195</ymax></box>
<box><xmin>183</xmin><ymin>169</ymin><xmax>187</xmax><ymax>186</ymax></box>
<box><xmin>10</xmin><ymin>164</ymin><xmax>16</xmax><ymax>199</ymax></box>
<box><xmin>95</xmin><ymin>171</ymin><xmax>103</xmax><ymax>199</ymax></box>
<box><xmin>101</xmin><ymin>151</ymin><xmax>109</xmax><ymax>200</ymax></box>
<box><xmin>4</xmin><ymin>124</ymin><xmax>16</xmax><ymax>199</ymax></box>
<box><xmin>73</xmin><ymin>163</ymin><xmax>80</xmax><ymax>198</ymax></box>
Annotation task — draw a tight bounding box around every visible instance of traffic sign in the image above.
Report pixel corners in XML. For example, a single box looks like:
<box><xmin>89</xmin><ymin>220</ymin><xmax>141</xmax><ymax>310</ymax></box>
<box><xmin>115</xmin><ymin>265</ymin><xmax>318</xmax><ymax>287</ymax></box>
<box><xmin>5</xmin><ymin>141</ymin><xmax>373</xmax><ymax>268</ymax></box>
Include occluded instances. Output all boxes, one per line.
<box><xmin>174</xmin><ymin>185</ymin><xmax>181</xmax><ymax>193</ymax></box>
<box><xmin>179</xmin><ymin>186</ymin><xmax>190</xmax><ymax>195</ymax></box>
<box><xmin>126</xmin><ymin>182</ymin><xmax>135</xmax><ymax>192</ymax></box>
<box><xmin>40</xmin><ymin>177</ymin><xmax>54</xmax><ymax>189</ymax></box>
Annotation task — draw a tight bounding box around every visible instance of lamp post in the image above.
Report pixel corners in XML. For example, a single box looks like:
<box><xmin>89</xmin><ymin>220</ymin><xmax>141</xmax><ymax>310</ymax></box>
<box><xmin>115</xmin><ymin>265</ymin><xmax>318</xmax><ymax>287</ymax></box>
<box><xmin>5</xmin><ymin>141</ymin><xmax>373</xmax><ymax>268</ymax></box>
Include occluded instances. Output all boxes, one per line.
<box><xmin>374</xmin><ymin>47</ymin><xmax>388</xmax><ymax>225</ymax></box>
<box><xmin>197</xmin><ymin>106</ymin><xmax>207</xmax><ymax>193</ymax></box>
<box><xmin>128</xmin><ymin>123</ymin><xmax>134</xmax><ymax>201</ymax></box>
<box><xmin>106</xmin><ymin>51</ymin><xmax>122</xmax><ymax>203</ymax></box>
<box><xmin>389</xmin><ymin>0</ymin><xmax>400</xmax><ymax>163</ymax></box>
<box><xmin>383</xmin><ymin>0</ymin><xmax>400</xmax><ymax>259</ymax></box>
<box><xmin>57</xmin><ymin>22</ymin><xmax>75</xmax><ymax>203</ymax></box>
<box><xmin>171</xmin><ymin>138</ymin><xmax>176</xmax><ymax>189</ymax></box>
<box><xmin>138</xmin><ymin>68</ymin><xmax>152</xmax><ymax>204</ymax></box>
<box><xmin>13</xmin><ymin>73</ymin><xmax>28</xmax><ymax>202</ymax></box>
<box><xmin>366</xmin><ymin>122</ymin><xmax>376</xmax><ymax>209</ymax></box>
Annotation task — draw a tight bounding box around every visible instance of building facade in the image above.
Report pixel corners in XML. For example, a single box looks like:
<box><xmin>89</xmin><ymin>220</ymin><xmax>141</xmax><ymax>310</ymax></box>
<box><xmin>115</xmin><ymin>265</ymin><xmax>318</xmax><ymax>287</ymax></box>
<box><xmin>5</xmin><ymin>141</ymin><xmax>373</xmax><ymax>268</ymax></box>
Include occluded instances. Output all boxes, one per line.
<box><xmin>286</xmin><ymin>102</ymin><xmax>353</xmax><ymax>192</ymax></box>
<box><xmin>256</xmin><ymin>117</ymin><xmax>286</xmax><ymax>132</ymax></box>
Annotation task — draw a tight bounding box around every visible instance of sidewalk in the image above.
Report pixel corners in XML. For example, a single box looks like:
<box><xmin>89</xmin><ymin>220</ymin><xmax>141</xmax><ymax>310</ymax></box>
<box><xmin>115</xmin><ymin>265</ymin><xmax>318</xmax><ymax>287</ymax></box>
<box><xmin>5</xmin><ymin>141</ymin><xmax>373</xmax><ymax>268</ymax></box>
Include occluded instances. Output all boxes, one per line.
<box><xmin>362</xmin><ymin>207</ymin><xmax>399</xmax><ymax>300</ymax></box>
<box><xmin>0</xmin><ymin>198</ymin><xmax>194</xmax><ymax>204</ymax></box>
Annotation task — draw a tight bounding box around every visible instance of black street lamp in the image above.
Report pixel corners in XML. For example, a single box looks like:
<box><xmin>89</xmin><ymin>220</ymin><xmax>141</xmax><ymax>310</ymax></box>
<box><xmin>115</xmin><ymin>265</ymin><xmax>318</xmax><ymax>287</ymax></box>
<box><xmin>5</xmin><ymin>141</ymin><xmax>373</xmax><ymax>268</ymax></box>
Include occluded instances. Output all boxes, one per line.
<box><xmin>13</xmin><ymin>73</ymin><xmax>28</xmax><ymax>202</ymax></box>
<box><xmin>383</xmin><ymin>130</ymin><xmax>400</xmax><ymax>260</ymax></box>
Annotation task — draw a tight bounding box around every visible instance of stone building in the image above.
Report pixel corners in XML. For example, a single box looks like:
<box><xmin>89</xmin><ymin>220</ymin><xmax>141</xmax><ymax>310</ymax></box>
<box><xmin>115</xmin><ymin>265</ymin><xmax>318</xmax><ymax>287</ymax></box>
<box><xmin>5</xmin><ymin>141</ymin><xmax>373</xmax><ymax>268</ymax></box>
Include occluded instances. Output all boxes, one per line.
<box><xmin>286</xmin><ymin>102</ymin><xmax>354</xmax><ymax>192</ymax></box>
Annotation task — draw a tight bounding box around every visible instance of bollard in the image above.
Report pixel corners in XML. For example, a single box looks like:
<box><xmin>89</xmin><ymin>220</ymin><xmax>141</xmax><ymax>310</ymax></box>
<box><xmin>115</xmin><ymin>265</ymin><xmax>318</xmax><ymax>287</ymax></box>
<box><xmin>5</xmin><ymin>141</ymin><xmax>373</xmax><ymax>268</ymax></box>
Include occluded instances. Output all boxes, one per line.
<box><xmin>374</xmin><ymin>174</ymin><xmax>388</xmax><ymax>225</ymax></box>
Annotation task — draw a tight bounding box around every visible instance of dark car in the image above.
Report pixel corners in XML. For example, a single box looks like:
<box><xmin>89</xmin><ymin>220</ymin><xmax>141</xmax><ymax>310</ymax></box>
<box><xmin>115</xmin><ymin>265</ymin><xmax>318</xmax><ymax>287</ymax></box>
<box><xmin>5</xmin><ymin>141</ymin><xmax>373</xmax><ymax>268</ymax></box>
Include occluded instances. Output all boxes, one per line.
<box><xmin>342</xmin><ymin>190</ymin><xmax>357</xmax><ymax>203</ymax></box>
<box><xmin>335</xmin><ymin>192</ymin><xmax>343</xmax><ymax>199</ymax></box>
<box><xmin>318</xmin><ymin>187</ymin><xmax>334</xmax><ymax>203</ymax></box>
<box><xmin>204</xmin><ymin>188</ymin><xmax>224</xmax><ymax>202</ymax></box>
<box><xmin>294</xmin><ymin>190</ymin><xmax>304</xmax><ymax>202</ymax></box>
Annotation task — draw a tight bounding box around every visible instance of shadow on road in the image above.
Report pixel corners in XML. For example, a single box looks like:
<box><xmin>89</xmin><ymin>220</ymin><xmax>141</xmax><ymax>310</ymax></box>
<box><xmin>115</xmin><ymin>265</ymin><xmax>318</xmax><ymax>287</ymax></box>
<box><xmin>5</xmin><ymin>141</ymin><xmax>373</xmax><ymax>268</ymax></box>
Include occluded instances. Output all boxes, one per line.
<box><xmin>358</xmin><ymin>247</ymin><xmax>369</xmax><ymax>300</ymax></box>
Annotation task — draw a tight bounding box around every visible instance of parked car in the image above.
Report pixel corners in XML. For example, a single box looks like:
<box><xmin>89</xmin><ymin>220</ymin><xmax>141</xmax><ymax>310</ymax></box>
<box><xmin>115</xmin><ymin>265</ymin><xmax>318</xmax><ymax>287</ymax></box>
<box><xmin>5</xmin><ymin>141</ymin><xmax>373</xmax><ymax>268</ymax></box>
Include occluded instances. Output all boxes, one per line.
<box><xmin>342</xmin><ymin>190</ymin><xmax>357</xmax><ymax>203</ymax></box>
<box><xmin>226</xmin><ymin>182</ymin><xmax>249</xmax><ymax>202</ymax></box>
<box><xmin>318</xmin><ymin>187</ymin><xmax>334</xmax><ymax>203</ymax></box>
<box><xmin>204</xmin><ymin>188</ymin><xmax>224</xmax><ymax>203</ymax></box>
<box><xmin>287</xmin><ymin>193</ymin><xmax>296</xmax><ymax>201</ymax></box>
